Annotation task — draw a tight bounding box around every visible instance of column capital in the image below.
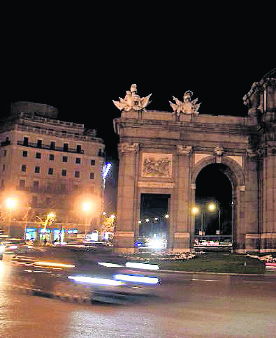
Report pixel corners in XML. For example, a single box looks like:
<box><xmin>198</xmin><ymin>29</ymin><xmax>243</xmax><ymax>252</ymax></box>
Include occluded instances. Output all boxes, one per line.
<box><xmin>118</xmin><ymin>142</ymin><xmax>139</xmax><ymax>155</ymax></box>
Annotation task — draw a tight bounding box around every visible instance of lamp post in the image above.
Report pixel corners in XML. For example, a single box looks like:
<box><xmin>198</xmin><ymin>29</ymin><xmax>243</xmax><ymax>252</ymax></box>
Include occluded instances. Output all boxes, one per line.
<box><xmin>5</xmin><ymin>198</ymin><xmax>16</xmax><ymax>237</ymax></box>
<box><xmin>82</xmin><ymin>201</ymin><xmax>92</xmax><ymax>239</ymax></box>
<box><xmin>207</xmin><ymin>202</ymin><xmax>221</xmax><ymax>242</ymax></box>
<box><xmin>192</xmin><ymin>206</ymin><xmax>203</xmax><ymax>238</ymax></box>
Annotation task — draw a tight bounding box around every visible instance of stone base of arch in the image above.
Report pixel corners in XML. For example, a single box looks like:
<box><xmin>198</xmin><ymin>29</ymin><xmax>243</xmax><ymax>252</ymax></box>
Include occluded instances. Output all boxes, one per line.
<box><xmin>260</xmin><ymin>233</ymin><xmax>276</xmax><ymax>253</ymax></box>
<box><xmin>113</xmin><ymin>231</ymin><xmax>135</xmax><ymax>253</ymax></box>
<box><xmin>172</xmin><ymin>232</ymin><xmax>191</xmax><ymax>252</ymax></box>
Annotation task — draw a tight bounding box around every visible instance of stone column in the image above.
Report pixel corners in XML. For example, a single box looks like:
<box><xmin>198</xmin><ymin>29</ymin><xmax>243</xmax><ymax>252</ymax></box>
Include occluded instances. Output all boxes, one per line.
<box><xmin>261</xmin><ymin>149</ymin><xmax>276</xmax><ymax>251</ymax></box>
<box><xmin>113</xmin><ymin>142</ymin><xmax>139</xmax><ymax>252</ymax></box>
<box><xmin>244</xmin><ymin>155</ymin><xmax>259</xmax><ymax>252</ymax></box>
<box><xmin>235</xmin><ymin>185</ymin><xmax>246</xmax><ymax>253</ymax></box>
<box><xmin>173</xmin><ymin>145</ymin><xmax>193</xmax><ymax>252</ymax></box>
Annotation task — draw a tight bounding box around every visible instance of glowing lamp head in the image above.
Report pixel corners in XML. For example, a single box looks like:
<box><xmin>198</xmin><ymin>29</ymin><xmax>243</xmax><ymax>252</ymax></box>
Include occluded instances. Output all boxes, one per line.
<box><xmin>5</xmin><ymin>198</ymin><xmax>16</xmax><ymax>209</ymax></box>
<box><xmin>208</xmin><ymin>203</ymin><xmax>216</xmax><ymax>211</ymax></box>
<box><xmin>82</xmin><ymin>202</ymin><xmax>92</xmax><ymax>212</ymax></box>
<box><xmin>192</xmin><ymin>206</ymin><xmax>199</xmax><ymax>214</ymax></box>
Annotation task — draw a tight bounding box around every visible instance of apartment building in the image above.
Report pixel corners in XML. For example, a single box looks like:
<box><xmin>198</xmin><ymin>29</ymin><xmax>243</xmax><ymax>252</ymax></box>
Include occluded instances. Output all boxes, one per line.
<box><xmin>0</xmin><ymin>102</ymin><xmax>105</xmax><ymax>241</ymax></box>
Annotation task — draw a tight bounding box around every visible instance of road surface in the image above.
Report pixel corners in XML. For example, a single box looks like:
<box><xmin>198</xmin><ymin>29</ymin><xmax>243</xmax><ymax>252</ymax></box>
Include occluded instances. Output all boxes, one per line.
<box><xmin>1</xmin><ymin>257</ymin><xmax>276</xmax><ymax>337</ymax></box>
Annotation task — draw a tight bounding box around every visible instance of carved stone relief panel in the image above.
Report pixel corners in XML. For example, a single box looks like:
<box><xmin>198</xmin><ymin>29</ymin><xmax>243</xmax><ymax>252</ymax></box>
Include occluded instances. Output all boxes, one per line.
<box><xmin>141</xmin><ymin>153</ymin><xmax>172</xmax><ymax>178</ymax></box>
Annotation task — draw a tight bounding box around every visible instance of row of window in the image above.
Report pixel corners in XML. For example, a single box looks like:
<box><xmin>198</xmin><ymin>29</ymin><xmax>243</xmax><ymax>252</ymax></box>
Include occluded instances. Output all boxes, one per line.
<box><xmin>19</xmin><ymin>164</ymin><xmax>95</xmax><ymax>179</ymax></box>
<box><xmin>18</xmin><ymin>179</ymin><xmax>94</xmax><ymax>190</ymax></box>
<box><xmin>0</xmin><ymin>179</ymin><xmax>93</xmax><ymax>193</ymax></box>
<box><xmin>22</xmin><ymin>150</ymin><xmax>96</xmax><ymax>165</ymax></box>
<box><xmin>21</xmin><ymin>137</ymin><xmax>83</xmax><ymax>153</ymax></box>
<box><xmin>1</xmin><ymin>149</ymin><xmax>97</xmax><ymax>166</ymax></box>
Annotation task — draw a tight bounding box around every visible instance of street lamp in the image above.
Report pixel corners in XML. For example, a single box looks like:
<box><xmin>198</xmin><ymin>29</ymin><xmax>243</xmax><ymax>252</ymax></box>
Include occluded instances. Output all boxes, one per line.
<box><xmin>5</xmin><ymin>198</ymin><xmax>17</xmax><ymax>237</ymax></box>
<box><xmin>82</xmin><ymin>201</ymin><xmax>92</xmax><ymax>238</ymax></box>
<box><xmin>207</xmin><ymin>202</ymin><xmax>221</xmax><ymax>241</ymax></box>
<box><xmin>192</xmin><ymin>206</ymin><xmax>204</xmax><ymax>238</ymax></box>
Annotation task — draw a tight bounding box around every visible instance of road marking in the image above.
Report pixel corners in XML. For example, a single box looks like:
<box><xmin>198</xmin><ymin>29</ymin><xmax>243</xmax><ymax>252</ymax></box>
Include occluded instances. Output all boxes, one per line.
<box><xmin>192</xmin><ymin>278</ymin><xmax>219</xmax><ymax>282</ymax></box>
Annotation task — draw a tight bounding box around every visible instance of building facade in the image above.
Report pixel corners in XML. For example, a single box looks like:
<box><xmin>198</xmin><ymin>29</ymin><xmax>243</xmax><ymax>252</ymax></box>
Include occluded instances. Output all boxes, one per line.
<box><xmin>0</xmin><ymin>102</ymin><xmax>105</xmax><ymax>242</ymax></box>
<box><xmin>113</xmin><ymin>68</ymin><xmax>276</xmax><ymax>253</ymax></box>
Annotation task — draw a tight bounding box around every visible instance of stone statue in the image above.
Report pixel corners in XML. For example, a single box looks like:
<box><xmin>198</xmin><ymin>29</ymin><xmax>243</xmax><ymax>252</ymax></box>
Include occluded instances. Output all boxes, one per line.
<box><xmin>169</xmin><ymin>90</ymin><xmax>201</xmax><ymax>116</ymax></box>
<box><xmin>113</xmin><ymin>84</ymin><xmax>152</xmax><ymax>112</ymax></box>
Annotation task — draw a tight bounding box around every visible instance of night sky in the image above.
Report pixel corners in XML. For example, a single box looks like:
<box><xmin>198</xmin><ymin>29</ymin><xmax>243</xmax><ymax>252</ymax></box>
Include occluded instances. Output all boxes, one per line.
<box><xmin>0</xmin><ymin>5</ymin><xmax>274</xmax><ymax>217</ymax></box>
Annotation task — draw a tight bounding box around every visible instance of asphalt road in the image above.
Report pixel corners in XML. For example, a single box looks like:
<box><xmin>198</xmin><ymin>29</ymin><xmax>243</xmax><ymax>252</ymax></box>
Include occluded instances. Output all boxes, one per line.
<box><xmin>1</xmin><ymin>256</ymin><xmax>276</xmax><ymax>338</ymax></box>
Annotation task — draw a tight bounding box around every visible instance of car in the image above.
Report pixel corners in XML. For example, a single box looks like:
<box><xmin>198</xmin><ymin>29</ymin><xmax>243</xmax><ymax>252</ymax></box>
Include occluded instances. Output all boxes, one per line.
<box><xmin>10</xmin><ymin>245</ymin><xmax>160</xmax><ymax>304</ymax></box>
<box><xmin>1</xmin><ymin>238</ymin><xmax>30</xmax><ymax>255</ymax></box>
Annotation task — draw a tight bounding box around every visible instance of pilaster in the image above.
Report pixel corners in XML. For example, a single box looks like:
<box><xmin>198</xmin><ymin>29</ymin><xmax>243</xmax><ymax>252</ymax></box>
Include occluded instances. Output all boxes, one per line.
<box><xmin>173</xmin><ymin>145</ymin><xmax>193</xmax><ymax>251</ymax></box>
<box><xmin>114</xmin><ymin>142</ymin><xmax>139</xmax><ymax>252</ymax></box>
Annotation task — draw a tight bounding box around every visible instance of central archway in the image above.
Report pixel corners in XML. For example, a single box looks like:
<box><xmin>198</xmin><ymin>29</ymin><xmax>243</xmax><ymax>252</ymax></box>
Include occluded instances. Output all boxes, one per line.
<box><xmin>194</xmin><ymin>163</ymin><xmax>233</xmax><ymax>248</ymax></box>
<box><xmin>191</xmin><ymin>156</ymin><xmax>245</xmax><ymax>251</ymax></box>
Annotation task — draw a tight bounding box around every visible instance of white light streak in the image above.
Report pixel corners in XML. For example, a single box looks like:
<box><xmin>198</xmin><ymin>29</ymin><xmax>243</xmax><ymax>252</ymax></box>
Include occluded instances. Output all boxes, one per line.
<box><xmin>68</xmin><ymin>275</ymin><xmax>123</xmax><ymax>286</ymax></box>
<box><xmin>114</xmin><ymin>274</ymin><xmax>159</xmax><ymax>285</ymax></box>
<box><xmin>126</xmin><ymin>262</ymin><xmax>159</xmax><ymax>270</ymax></box>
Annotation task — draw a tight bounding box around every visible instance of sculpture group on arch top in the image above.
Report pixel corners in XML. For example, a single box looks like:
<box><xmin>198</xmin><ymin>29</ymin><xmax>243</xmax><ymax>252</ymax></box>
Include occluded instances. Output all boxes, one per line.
<box><xmin>112</xmin><ymin>84</ymin><xmax>201</xmax><ymax>117</ymax></box>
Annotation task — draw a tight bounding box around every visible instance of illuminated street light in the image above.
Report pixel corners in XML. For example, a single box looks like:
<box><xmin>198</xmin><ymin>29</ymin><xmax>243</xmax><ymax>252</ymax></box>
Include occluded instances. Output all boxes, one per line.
<box><xmin>207</xmin><ymin>202</ymin><xmax>221</xmax><ymax>239</ymax></box>
<box><xmin>82</xmin><ymin>202</ymin><xmax>92</xmax><ymax>212</ymax></box>
<box><xmin>82</xmin><ymin>201</ymin><xmax>93</xmax><ymax>237</ymax></box>
<box><xmin>208</xmin><ymin>203</ymin><xmax>216</xmax><ymax>212</ymax></box>
<box><xmin>191</xmin><ymin>206</ymin><xmax>199</xmax><ymax>215</ymax></box>
<box><xmin>5</xmin><ymin>198</ymin><xmax>17</xmax><ymax>237</ymax></box>
<box><xmin>193</xmin><ymin>202</ymin><xmax>221</xmax><ymax>240</ymax></box>
<box><xmin>5</xmin><ymin>198</ymin><xmax>16</xmax><ymax>209</ymax></box>
<box><xmin>192</xmin><ymin>206</ymin><xmax>204</xmax><ymax>237</ymax></box>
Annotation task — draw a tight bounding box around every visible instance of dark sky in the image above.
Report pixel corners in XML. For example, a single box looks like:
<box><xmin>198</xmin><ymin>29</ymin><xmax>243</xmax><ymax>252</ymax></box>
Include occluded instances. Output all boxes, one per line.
<box><xmin>0</xmin><ymin>5</ymin><xmax>274</xmax><ymax>216</ymax></box>
<box><xmin>1</xmin><ymin>6</ymin><xmax>274</xmax><ymax>163</ymax></box>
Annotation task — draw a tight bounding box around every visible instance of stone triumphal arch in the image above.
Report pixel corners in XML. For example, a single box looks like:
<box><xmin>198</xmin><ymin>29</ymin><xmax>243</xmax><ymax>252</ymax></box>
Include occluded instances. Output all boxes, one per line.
<box><xmin>113</xmin><ymin>70</ymin><xmax>276</xmax><ymax>253</ymax></box>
